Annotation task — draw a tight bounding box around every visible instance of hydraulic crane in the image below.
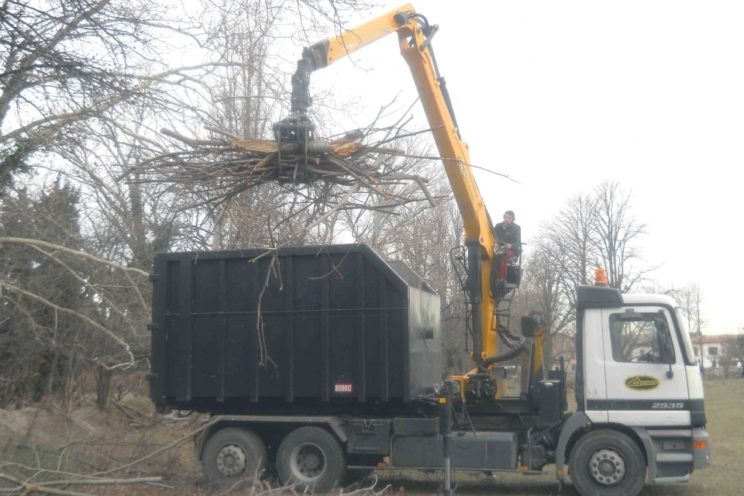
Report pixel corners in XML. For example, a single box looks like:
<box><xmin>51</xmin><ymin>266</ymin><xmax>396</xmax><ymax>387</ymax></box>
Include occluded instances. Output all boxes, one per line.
<box><xmin>273</xmin><ymin>3</ymin><xmax>527</xmax><ymax>400</ymax></box>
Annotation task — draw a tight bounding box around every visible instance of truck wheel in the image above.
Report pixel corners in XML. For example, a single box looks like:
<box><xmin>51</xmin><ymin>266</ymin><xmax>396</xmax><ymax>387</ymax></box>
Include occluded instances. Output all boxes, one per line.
<box><xmin>276</xmin><ymin>426</ymin><xmax>346</xmax><ymax>493</ymax></box>
<box><xmin>202</xmin><ymin>427</ymin><xmax>267</xmax><ymax>484</ymax></box>
<box><xmin>569</xmin><ymin>429</ymin><xmax>645</xmax><ymax>496</ymax></box>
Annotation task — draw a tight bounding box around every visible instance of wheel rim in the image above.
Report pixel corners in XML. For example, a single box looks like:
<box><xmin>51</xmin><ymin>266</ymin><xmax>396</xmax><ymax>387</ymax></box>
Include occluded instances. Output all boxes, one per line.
<box><xmin>289</xmin><ymin>442</ymin><xmax>326</xmax><ymax>482</ymax></box>
<box><xmin>588</xmin><ymin>448</ymin><xmax>626</xmax><ymax>486</ymax></box>
<box><xmin>216</xmin><ymin>443</ymin><xmax>248</xmax><ymax>477</ymax></box>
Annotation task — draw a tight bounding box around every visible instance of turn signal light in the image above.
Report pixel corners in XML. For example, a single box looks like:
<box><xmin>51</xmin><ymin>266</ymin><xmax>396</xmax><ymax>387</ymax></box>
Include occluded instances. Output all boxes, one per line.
<box><xmin>693</xmin><ymin>440</ymin><xmax>708</xmax><ymax>449</ymax></box>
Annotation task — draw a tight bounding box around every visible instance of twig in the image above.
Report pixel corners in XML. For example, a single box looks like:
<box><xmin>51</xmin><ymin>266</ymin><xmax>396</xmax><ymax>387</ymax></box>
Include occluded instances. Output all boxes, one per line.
<box><xmin>34</xmin><ymin>476</ymin><xmax>162</xmax><ymax>488</ymax></box>
<box><xmin>161</xmin><ymin>128</ymin><xmax>223</xmax><ymax>147</ymax></box>
<box><xmin>0</xmin><ymin>471</ymin><xmax>21</xmax><ymax>486</ymax></box>
<box><xmin>19</xmin><ymin>484</ymin><xmax>93</xmax><ymax>496</ymax></box>
<box><xmin>0</xmin><ymin>238</ymin><xmax>148</xmax><ymax>277</ymax></box>
<box><xmin>112</xmin><ymin>401</ymin><xmax>150</xmax><ymax>427</ymax></box>
<box><xmin>338</xmin><ymin>476</ymin><xmax>392</xmax><ymax>496</ymax></box>
<box><xmin>25</xmin><ymin>245</ymin><xmax>142</xmax><ymax>339</ymax></box>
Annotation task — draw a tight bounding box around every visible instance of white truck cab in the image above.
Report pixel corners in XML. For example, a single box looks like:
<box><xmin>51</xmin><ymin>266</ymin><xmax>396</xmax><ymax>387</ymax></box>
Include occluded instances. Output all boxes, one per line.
<box><xmin>556</xmin><ymin>285</ymin><xmax>711</xmax><ymax>494</ymax></box>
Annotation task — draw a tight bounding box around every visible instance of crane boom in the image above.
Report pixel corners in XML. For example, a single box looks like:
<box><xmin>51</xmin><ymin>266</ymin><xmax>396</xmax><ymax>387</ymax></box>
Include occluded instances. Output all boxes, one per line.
<box><xmin>279</xmin><ymin>4</ymin><xmax>507</xmax><ymax>392</ymax></box>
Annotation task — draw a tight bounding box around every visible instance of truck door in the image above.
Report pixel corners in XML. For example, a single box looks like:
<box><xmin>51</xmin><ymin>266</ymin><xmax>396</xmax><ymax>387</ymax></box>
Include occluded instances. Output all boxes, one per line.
<box><xmin>599</xmin><ymin>306</ymin><xmax>690</xmax><ymax>426</ymax></box>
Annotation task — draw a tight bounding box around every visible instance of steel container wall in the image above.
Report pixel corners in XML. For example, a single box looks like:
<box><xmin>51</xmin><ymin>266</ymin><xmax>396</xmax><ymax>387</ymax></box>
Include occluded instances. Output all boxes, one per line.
<box><xmin>149</xmin><ymin>244</ymin><xmax>442</xmax><ymax>413</ymax></box>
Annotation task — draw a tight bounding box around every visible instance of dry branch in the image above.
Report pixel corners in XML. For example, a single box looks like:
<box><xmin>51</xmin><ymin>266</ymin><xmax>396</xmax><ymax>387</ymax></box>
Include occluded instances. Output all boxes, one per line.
<box><xmin>0</xmin><ymin>282</ymin><xmax>135</xmax><ymax>368</ymax></box>
<box><xmin>0</xmin><ymin>471</ymin><xmax>161</xmax><ymax>496</ymax></box>
<box><xmin>0</xmin><ymin>238</ymin><xmax>148</xmax><ymax>278</ymax></box>
<box><xmin>135</xmin><ymin>123</ymin><xmax>438</xmax><ymax>211</ymax></box>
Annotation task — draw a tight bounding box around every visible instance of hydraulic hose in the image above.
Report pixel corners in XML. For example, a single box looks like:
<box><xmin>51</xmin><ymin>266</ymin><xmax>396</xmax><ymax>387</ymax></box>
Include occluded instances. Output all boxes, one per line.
<box><xmin>479</xmin><ymin>342</ymin><xmax>528</xmax><ymax>369</ymax></box>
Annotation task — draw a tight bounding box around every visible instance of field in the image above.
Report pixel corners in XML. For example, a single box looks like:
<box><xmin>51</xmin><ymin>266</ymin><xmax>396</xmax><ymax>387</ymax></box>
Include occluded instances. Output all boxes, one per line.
<box><xmin>0</xmin><ymin>378</ymin><xmax>742</xmax><ymax>495</ymax></box>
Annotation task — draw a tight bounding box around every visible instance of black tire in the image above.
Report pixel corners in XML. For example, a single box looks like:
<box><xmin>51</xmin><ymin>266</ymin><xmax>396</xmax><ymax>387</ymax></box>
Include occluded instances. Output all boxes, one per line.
<box><xmin>569</xmin><ymin>429</ymin><xmax>646</xmax><ymax>496</ymax></box>
<box><xmin>276</xmin><ymin>426</ymin><xmax>346</xmax><ymax>493</ymax></box>
<box><xmin>202</xmin><ymin>427</ymin><xmax>267</xmax><ymax>484</ymax></box>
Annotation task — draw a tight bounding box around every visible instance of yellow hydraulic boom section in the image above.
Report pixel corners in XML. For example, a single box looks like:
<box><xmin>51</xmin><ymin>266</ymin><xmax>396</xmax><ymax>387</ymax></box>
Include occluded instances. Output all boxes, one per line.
<box><xmin>280</xmin><ymin>4</ymin><xmax>512</xmax><ymax>392</ymax></box>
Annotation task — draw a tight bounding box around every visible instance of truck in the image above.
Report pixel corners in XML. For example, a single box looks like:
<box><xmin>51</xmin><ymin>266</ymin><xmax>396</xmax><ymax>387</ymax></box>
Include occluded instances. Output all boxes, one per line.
<box><xmin>148</xmin><ymin>4</ymin><xmax>711</xmax><ymax>495</ymax></box>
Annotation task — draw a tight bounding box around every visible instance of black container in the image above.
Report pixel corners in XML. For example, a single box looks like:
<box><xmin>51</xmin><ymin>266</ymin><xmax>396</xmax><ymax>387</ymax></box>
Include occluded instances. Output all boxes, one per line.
<box><xmin>149</xmin><ymin>244</ymin><xmax>442</xmax><ymax>413</ymax></box>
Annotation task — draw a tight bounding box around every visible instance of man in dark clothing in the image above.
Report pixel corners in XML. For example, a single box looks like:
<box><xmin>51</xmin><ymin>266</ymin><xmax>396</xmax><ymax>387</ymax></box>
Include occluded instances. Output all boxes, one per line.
<box><xmin>494</xmin><ymin>210</ymin><xmax>521</xmax><ymax>257</ymax></box>
<box><xmin>491</xmin><ymin>210</ymin><xmax>522</xmax><ymax>299</ymax></box>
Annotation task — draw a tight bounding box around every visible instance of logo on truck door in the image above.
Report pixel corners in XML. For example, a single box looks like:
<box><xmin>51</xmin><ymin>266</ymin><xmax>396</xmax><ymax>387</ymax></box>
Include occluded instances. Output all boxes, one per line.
<box><xmin>624</xmin><ymin>375</ymin><xmax>659</xmax><ymax>390</ymax></box>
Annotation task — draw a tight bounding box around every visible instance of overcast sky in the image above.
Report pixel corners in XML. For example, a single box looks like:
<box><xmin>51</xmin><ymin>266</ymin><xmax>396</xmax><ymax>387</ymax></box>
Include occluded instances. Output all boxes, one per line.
<box><xmin>311</xmin><ymin>1</ymin><xmax>744</xmax><ymax>334</ymax></box>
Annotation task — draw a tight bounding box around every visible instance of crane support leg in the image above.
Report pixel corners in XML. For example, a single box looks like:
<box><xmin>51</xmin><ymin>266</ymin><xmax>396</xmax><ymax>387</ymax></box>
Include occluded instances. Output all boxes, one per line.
<box><xmin>466</xmin><ymin>238</ymin><xmax>483</xmax><ymax>365</ymax></box>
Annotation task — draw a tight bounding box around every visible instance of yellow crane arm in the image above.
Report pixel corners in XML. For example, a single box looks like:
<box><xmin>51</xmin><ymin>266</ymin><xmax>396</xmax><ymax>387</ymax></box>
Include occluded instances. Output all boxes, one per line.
<box><xmin>286</xmin><ymin>4</ymin><xmax>500</xmax><ymax>374</ymax></box>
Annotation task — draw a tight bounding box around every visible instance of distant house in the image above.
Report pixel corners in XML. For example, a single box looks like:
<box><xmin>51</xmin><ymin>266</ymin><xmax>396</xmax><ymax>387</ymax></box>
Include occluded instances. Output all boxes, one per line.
<box><xmin>550</xmin><ymin>331</ymin><xmax>577</xmax><ymax>372</ymax></box>
<box><xmin>691</xmin><ymin>334</ymin><xmax>742</xmax><ymax>371</ymax></box>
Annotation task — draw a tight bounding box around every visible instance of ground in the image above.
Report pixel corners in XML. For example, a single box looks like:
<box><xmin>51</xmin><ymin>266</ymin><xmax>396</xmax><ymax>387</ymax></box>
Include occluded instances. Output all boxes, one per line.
<box><xmin>0</xmin><ymin>378</ymin><xmax>741</xmax><ymax>495</ymax></box>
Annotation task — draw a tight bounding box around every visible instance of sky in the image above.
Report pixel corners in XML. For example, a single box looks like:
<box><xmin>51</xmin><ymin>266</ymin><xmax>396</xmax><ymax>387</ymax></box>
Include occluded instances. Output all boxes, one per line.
<box><xmin>308</xmin><ymin>1</ymin><xmax>744</xmax><ymax>334</ymax></box>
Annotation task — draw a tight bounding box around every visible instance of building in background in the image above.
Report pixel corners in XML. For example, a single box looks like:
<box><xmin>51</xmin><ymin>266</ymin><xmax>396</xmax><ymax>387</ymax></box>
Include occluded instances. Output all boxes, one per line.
<box><xmin>692</xmin><ymin>334</ymin><xmax>743</xmax><ymax>377</ymax></box>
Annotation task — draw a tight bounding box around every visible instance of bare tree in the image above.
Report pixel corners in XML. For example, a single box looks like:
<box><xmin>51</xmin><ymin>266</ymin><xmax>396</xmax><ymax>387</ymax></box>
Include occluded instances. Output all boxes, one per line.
<box><xmin>0</xmin><ymin>0</ymin><xmax>468</xmax><ymax>413</ymax></box>
<box><xmin>139</xmin><ymin>0</ymin><xmax>384</xmax><ymax>250</ymax></box>
<box><xmin>538</xmin><ymin>181</ymin><xmax>650</xmax><ymax>295</ymax></box>
<box><xmin>524</xmin><ymin>190</ymin><xmax>599</xmax><ymax>358</ymax></box>
<box><xmin>665</xmin><ymin>283</ymin><xmax>705</xmax><ymax>370</ymax></box>
<box><xmin>517</xmin><ymin>236</ymin><xmax>574</xmax><ymax>368</ymax></box>
<box><xmin>0</xmin><ymin>0</ymin><xmax>203</xmax><ymax>188</ymax></box>
<box><xmin>547</xmin><ymin>191</ymin><xmax>600</xmax><ymax>292</ymax></box>
<box><xmin>201</xmin><ymin>0</ymin><xmax>285</xmax><ymax>140</ymax></box>
<box><xmin>0</xmin><ymin>182</ymin><xmax>149</xmax><ymax>408</ymax></box>
<box><xmin>594</xmin><ymin>180</ymin><xmax>650</xmax><ymax>292</ymax></box>
<box><xmin>522</xmin><ymin>180</ymin><xmax>653</xmax><ymax>365</ymax></box>
<box><xmin>667</xmin><ymin>284</ymin><xmax>704</xmax><ymax>335</ymax></box>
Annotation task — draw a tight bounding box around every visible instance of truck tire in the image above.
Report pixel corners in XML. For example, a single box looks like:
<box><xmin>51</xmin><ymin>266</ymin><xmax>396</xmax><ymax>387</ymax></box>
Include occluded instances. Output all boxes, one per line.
<box><xmin>202</xmin><ymin>427</ymin><xmax>267</xmax><ymax>484</ymax></box>
<box><xmin>569</xmin><ymin>429</ymin><xmax>645</xmax><ymax>496</ymax></box>
<box><xmin>276</xmin><ymin>426</ymin><xmax>346</xmax><ymax>493</ymax></box>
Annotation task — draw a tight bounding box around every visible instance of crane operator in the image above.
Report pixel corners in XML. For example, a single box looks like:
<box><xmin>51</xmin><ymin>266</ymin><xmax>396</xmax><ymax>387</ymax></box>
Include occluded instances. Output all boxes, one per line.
<box><xmin>494</xmin><ymin>210</ymin><xmax>521</xmax><ymax>258</ymax></box>
<box><xmin>492</xmin><ymin>210</ymin><xmax>522</xmax><ymax>298</ymax></box>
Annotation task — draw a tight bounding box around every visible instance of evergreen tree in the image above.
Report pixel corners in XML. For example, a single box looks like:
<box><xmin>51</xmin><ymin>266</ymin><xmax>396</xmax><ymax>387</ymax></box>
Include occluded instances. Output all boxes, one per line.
<box><xmin>0</xmin><ymin>181</ymin><xmax>86</xmax><ymax>406</ymax></box>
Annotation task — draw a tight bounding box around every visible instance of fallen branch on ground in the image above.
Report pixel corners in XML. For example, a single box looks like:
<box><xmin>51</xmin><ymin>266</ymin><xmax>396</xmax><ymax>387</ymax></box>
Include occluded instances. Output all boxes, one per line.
<box><xmin>0</xmin><ymin>471</ymin><xmax>161</xmax><ymax>496</ymax></box>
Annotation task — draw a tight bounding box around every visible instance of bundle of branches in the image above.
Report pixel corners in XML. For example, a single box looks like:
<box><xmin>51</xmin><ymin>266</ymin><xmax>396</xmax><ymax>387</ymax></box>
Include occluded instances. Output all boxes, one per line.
<box><xmin>134</xmin><ymin>124</ymin><xmax>437</xmax><ymax>208</ymax></box>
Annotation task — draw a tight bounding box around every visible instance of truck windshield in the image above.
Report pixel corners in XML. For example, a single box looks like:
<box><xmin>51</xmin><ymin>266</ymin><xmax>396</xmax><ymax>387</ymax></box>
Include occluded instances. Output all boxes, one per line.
<box><xmin>674</xmin><ymin>307</ymin><xmax>697</xmax><ymax>366</ymax></box>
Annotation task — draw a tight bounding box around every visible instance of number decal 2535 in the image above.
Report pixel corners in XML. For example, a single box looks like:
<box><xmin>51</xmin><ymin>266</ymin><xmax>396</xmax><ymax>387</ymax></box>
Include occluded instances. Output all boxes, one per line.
<box><xmin>650</xmin><ymin>402</ymin><xmax>685</xmax><ymax>409</ymax></box>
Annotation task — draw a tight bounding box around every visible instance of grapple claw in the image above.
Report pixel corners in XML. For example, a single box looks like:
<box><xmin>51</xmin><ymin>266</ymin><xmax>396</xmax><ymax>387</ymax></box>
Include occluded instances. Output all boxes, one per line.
<box><xmin>273</xmin><ymin>114</ymin><xmax>316</xmax><ymax>147</ymax></box>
